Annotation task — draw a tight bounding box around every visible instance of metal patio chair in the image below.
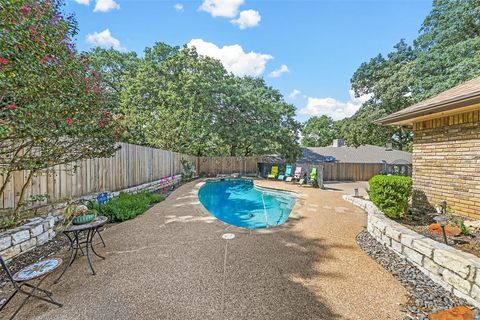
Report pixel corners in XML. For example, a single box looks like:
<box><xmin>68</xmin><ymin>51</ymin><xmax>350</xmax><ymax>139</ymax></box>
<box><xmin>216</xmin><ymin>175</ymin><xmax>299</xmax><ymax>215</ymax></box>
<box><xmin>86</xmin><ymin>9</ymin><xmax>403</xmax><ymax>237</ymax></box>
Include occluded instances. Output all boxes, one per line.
<box><xmin>0</xmin><ymin>256</ymin><xmax>63</xmax><ymax>319</ymax></box>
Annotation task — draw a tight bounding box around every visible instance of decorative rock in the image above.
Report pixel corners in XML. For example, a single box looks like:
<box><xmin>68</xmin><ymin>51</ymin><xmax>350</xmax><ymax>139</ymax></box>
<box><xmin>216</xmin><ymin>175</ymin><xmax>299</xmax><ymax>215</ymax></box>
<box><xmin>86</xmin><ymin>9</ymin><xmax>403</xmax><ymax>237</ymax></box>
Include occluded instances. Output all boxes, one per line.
<box><xmin>404</xmin><ymin>246</ymin><xmax>424</xmax><ymax>266</ymax></box>
<box><xmin>423</xmin><ymin>257</ymin><xmax>444</xmax><ymax>276</ymax></box>
<box><xmin>46</xmin><ymin>216</ymin><xmax>55</xmax><ymax>228</ymax></box>
<box><xmin>412</xmin><ymin>238</ymin><xmax>436</xmax><ymax>258</ymax></box>
<box><xmin>464</xmin><ymin>220</ymin><xmax>480</xmax><ymax>233</ymax></box>
<box><xmin>29</xmin><ymin>224</ymin><xmax>44</xmax><ymax>237</ymax></box>
<box><xmin>36</xmin><ymin>232</ymin><xmax>50</xmax><ymax>245</ymax></box>
<box><xmin>0</xmin><ymin>245</ymin><xmax>21</xmax><ymax>260</ymax></box>
<box><xmin>443</xmin><ymin>270</ymin><xmax>472</xmax><ymax>295</ymax></box>
<box><xmin>401</xmin><ymin>233</ymin><xmax>423</xmax><ymax>248</ymax></box>
<box><xmin>471</xmin><ymin>284</ymin><xmax>480</xmax><ymax>301</ymax></box>
<box><xmin>11</xmin><ymin>230</ymin><xmax>30</xmax><ymax>245</ymax></box>
<box><xmin>429</xmin><ymin>223</ymin><xmax>461</xmax><ymax>237</ymax></box>
<box><xmin>356</xmin><ymin>230</ymin><xmax>475</xmax><ymax>319</ymax></box>
<box><xmin>429</xmin><ymin>306</ymin><xmax>473</xmax><ymax>320</ymax></box>
<box><xmin>20</xmin><ymin>237</ymin><xmax>37</xmax><ymax>252</ymax></box>
<box><xmin>0</xmin><ymin>236</ymin><xmax>12</xmax><ymax>251</ymax></box>
<box><xmin>391</xmin><ymin>239</ymin><xmax>403</xmax><ymax>253</ymax></box>
<box><xmin>434</xmin><ymin>249</ymin><xmax>472</xmax><ymax>279</ymax></box>
<box><xmin>385</xmin><ymin>225</ymin><xmax>402</xmax><ymax>241</ymax></box>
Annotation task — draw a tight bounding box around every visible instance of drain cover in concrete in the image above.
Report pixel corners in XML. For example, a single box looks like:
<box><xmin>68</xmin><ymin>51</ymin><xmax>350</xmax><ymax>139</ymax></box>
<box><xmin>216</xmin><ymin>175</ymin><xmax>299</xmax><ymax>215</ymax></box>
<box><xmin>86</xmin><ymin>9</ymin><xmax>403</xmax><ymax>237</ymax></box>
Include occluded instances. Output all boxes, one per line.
<box><xmin>222</xmin><ymin>233</ymin><xmax>235</xmax><ymax>240</ymax></box>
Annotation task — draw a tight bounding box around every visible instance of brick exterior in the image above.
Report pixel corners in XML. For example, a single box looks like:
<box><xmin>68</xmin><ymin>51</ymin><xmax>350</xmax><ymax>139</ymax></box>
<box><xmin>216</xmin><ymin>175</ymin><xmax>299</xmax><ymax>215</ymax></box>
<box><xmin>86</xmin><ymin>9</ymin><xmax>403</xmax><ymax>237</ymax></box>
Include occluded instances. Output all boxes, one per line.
<box><xmin>412</xmin><ymin>109</ymin><xmax>480</xmax><ymax>218</ymax></box>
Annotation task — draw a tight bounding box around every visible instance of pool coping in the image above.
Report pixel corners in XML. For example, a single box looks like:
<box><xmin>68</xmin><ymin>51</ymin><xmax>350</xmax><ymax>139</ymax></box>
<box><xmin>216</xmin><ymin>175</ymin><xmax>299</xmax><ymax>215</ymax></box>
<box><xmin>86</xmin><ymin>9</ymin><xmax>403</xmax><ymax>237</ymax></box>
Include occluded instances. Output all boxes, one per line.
<box><xmin>192</xmin><ymin>178</ymin><xmax>306</xmax><ymax>234</ymax></box>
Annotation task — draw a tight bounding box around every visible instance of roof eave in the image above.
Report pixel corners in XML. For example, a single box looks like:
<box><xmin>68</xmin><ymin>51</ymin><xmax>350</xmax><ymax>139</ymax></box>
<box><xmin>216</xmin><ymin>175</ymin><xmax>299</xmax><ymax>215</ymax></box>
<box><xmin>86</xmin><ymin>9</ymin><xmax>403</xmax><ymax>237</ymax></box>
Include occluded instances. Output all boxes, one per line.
<box><xmin>376</xmin><ymin>94</ymin><xmax>480</xmax><ymax>126</ymax></box>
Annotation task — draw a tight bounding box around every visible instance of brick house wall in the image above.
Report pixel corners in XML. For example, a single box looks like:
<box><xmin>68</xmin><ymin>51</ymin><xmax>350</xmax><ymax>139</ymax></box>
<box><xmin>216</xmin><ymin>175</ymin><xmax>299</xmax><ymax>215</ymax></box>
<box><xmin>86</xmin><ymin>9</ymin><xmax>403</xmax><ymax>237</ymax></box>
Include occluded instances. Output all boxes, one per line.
<box><xmin>412</xmin><ymin>109</ymin><xmax>480</xmax><ymax>218</ymax></box>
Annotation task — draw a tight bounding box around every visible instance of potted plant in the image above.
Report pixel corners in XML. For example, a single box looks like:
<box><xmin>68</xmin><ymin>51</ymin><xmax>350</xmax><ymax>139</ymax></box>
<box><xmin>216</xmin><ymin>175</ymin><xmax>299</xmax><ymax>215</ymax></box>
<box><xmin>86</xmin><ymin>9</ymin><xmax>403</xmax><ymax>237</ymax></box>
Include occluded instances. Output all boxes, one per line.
<box><xmin>64</xmin><ymin>204</ymin><xmax>97</xmax><ymax>225</ymax></box>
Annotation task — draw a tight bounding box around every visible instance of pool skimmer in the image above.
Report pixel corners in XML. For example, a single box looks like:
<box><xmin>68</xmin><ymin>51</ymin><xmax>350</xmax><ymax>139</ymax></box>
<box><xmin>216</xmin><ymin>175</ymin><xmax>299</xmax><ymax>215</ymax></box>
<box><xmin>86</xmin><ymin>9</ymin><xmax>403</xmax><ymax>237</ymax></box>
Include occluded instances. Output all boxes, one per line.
<box><xmin>222</xmin><ymin>233</ymin><xmax>235</xmax><ymax>240</ymax></box>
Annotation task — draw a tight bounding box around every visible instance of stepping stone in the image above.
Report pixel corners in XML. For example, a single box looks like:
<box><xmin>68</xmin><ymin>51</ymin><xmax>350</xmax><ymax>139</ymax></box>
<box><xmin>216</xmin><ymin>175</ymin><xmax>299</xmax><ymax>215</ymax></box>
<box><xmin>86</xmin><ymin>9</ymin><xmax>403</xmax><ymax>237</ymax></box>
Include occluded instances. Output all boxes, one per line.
<box><xmin>429</xmin><ymin>306</ymin><xmax>474</xmax><ymax>320</ymax></box>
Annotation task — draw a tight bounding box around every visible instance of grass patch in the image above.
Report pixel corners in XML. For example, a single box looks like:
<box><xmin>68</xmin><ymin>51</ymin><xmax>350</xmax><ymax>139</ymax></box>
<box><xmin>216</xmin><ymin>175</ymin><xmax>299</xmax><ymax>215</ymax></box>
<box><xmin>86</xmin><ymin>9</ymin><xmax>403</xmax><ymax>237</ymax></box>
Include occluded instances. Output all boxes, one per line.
<box><xmin>93</xmin><ymin>191</ymin><xmax>164</xmax><ymax>222</ymax></box>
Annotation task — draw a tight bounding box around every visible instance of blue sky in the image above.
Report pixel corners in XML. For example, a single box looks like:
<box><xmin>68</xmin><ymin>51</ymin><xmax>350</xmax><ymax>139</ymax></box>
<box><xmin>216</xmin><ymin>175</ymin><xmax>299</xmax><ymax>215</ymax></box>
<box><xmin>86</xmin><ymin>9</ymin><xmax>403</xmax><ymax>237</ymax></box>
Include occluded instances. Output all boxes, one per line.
<box><xmin>66</xmin><ymin>0</ymin><xmax>432</xmax><ymax>122</ymax></box>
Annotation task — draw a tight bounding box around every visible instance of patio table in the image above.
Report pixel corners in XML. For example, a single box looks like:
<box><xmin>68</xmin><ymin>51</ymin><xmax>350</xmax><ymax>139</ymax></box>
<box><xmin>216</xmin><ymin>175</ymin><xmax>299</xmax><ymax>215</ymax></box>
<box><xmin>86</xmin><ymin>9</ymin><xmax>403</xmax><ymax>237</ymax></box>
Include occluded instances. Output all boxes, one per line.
<box><xmin>54</xmin><ymin>216</ymin><xmax>108</xmax><ymax>283</ymax></box>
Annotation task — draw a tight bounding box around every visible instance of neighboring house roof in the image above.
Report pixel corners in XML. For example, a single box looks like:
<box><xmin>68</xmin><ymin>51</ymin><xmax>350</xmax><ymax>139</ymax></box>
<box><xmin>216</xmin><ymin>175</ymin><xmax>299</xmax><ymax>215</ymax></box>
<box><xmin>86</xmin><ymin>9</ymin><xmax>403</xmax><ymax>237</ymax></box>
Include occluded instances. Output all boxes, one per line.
<box><xmin>299</xmin><ymin>145</ymin><xmax>412</xmax><ymax>164</ymax></box>
<box><xmin>377</xmin><ymin>76</ymin><xmax>480</xmax><ymax>126</ymax></box>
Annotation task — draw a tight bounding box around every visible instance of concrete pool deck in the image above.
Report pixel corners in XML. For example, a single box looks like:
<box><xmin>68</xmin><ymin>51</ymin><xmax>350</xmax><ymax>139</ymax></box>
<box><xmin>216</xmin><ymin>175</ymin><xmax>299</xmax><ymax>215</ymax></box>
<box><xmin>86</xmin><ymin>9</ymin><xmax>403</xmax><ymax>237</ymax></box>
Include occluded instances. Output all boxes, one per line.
<box><xmin>5</xmin><ymin>179</ymin><xmax>406</xmax><ymax>319</ymax></box>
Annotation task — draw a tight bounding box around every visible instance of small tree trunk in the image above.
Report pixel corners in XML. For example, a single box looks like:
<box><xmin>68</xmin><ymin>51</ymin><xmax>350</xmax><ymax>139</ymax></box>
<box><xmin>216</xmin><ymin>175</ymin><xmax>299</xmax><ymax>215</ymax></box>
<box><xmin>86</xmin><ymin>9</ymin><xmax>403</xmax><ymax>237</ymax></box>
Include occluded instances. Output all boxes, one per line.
<box><xmin>14</xmin><ymin>170</ymin><xmax>36</xmax><ymax>217</ymax></box>
<box><xmin>0</xmin><ymin>170</ymin><xmax>12</xmax><ymax>199</ymax></box>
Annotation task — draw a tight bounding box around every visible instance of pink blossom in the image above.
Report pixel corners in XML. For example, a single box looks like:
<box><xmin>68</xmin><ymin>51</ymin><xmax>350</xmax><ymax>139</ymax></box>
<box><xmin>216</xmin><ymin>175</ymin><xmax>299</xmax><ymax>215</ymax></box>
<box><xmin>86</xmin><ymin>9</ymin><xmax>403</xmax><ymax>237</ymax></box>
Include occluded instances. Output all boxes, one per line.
<box><xmin>7</xmin><ymin>104</ymin><xmax>17</xmax><ymax>110</ymax></box>
<box><xmin>0</xmin><ymin>58</ymin><xmax>8</xmax><ymax>65</ymax></box>
<box><xmin>21</xmin><ymin>5</ymin><xmax>31</xmax><ymax>15</ymax></box>
<box><xmin>67</xmin><ymin>117</ymin><xmax>73</xmax><ymax>125</ymax></box>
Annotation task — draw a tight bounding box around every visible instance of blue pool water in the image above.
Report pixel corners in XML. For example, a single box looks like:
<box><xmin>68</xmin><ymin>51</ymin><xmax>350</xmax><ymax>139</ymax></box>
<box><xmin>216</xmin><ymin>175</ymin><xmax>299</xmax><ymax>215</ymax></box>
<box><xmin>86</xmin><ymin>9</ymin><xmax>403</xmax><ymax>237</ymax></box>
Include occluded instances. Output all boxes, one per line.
<box><xmin>198</xmin><ymin>179</ymin><xmax>296</xmax><ymax>229</ymax></box>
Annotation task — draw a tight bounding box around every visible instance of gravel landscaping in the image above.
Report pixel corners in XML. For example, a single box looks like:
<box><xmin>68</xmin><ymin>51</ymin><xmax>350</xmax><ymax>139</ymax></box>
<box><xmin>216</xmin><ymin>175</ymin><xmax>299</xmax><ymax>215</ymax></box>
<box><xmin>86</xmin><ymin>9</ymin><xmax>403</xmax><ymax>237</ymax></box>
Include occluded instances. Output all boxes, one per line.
<box><xmin>356</xmin><ymin>229</ymin><xmax>476</xmax><ymax>320</ymax></box>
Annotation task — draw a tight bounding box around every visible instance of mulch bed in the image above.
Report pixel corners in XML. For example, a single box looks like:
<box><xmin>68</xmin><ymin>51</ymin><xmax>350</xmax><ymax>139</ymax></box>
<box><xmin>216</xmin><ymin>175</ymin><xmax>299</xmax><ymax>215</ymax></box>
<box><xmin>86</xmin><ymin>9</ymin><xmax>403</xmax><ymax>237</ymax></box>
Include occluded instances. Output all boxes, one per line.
<box><xmin>397</xmin><ymin>211</ymin><xmax>480</xmax><ymax>258</ymax></box>
<box><xmin>0</xmin><ymin>234</ymin><xmax>70</xmax><ymax>293</ymax></box>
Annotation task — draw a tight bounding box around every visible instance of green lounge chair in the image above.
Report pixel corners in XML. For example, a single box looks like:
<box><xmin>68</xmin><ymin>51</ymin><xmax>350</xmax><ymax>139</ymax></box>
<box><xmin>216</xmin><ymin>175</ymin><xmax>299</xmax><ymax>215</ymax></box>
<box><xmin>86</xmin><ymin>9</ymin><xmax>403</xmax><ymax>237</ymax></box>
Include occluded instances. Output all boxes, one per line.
<box><xmin>310</xmin><ymin>168</ymin><xmax>319</xmax><ymax>188</ymax></box>
<box><xmin>281</xmin><ymin>165</ymin><xmax>293</xmax><ymax>181</ymax></box>
<box><xmin>267</xmin><ymin>166</ymin><xmax>278</xmax><ymax>179</ymax></box>
<box><xmin>298</xmin><ymin>172</ymin><xmax>307</xmax><ymax>185</ymax></box>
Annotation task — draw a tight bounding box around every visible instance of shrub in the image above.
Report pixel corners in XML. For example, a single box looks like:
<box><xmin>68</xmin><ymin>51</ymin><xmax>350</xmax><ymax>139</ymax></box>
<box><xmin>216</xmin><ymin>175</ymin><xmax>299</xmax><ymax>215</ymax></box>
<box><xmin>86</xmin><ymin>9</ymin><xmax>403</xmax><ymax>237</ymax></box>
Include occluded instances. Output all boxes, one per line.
<box><xmin>92</xmin><ymin>191</ymin><xmax>164</xmax><ymax>222</ymax></box>
<box><xmin>368</xmin><ymin>175</ymin><xmax>412</xmax><ymax>218</ymax></box>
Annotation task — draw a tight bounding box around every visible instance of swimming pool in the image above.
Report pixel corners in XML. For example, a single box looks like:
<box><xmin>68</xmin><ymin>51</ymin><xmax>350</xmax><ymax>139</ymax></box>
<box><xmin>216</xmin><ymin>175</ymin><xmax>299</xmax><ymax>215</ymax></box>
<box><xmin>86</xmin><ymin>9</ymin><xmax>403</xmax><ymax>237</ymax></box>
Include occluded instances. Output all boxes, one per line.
<box><xmin>198</xmin><ymin>179</ymin><xmax>296</xmax><ymax>229</ymax></box>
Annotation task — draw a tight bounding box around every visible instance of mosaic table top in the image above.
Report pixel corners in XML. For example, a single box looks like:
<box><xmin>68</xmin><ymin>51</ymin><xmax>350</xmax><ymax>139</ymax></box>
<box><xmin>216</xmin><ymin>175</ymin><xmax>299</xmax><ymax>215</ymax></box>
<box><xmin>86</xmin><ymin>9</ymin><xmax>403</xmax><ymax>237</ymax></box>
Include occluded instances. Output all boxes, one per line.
<box><xmin>13</xmin><ymin>258</ymin><xmax>62</xmax><ymax>282</ymax></box>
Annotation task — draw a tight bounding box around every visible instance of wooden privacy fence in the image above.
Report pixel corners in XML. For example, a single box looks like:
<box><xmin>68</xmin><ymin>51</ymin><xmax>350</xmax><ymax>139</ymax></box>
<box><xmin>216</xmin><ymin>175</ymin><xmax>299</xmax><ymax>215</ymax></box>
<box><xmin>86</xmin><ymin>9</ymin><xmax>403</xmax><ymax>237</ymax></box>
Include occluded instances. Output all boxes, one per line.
<box><xmin>198</xmin><ymin>157</ymin><xmax>384</xmax><ymax>181</ymax></box>
<box><xmin>197</xmin><ymin>157</ymin><xmax>261</xmax><ymax>175</ymax></box>
<box><xmin>0</xmin><ymin>143</ymin><xmax>196</xmax><ymax>210</ymax></box>
<box><xmin>322</xmin><ymin>163</ymin><xmax>383</xmax><ymax>181</ymax></box>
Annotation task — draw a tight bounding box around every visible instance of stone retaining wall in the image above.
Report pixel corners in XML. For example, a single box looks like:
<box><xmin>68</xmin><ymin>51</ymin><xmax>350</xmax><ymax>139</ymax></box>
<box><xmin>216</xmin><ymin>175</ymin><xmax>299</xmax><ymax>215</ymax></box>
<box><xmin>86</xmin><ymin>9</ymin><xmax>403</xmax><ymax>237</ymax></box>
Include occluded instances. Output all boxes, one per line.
<box><xmin>0</xmin><ymin>175</ymin><xmax>182</xmax><ymax>261</ymax></box>
<box><xmin>344</xmin><ymin>195</ymin><xmax>480</xmax><ymax>308</ymax></box>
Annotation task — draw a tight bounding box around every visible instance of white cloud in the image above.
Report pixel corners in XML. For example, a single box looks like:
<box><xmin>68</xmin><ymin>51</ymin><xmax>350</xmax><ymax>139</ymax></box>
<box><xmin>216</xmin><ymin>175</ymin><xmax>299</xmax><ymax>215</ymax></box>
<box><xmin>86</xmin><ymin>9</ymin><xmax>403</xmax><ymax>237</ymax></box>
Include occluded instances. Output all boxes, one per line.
<box><xmin>199</xmin><ymin>0</ymin><xmax>244</xmax><ymax>18</ymax></box>
<box><xmin>288</xmin><ymin>89</ymin><xmax>301</xmax><ymax>99</ymax></box>
<box><xmin>75</xmin><ymin>0</ymin><xmax>90</xmax><ymax>5</ymax></box>
<box><xmin>230</xmin><ymin>9</ymin><xmax>261</xmax><ymax>29</ymax></box>
<box><xmin>187</xmin><ymin>38</ymin><xmax>273</xmax><ymax>76</ymax></box>
<box><xmin>174</xmin><ymin>3</ymin><xmax>184</xmax><ymax>11</ymax></box>
<box><xmin>269</xmin><ymin>64</ymin><xmax>289</xmax><ymax>78</ymax></box>
<box><xmin>298</xmin><ymin>90</ymin><xmax>372</xmax><ymax>121</ymax></box>
<box><xmin>94</xmin><ymin>0</ymin><xmax>120</xmax><ymax>12</ymax></box>
<box><xmin>86</xmin><ymin>29</ymin><xmax>124</xmax><ymax>50</ymax></box>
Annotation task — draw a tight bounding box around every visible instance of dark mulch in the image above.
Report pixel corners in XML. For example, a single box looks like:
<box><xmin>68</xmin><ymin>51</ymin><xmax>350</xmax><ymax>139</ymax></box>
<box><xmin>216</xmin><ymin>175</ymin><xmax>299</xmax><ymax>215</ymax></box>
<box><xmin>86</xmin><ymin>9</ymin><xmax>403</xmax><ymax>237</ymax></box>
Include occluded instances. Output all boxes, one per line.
<box><xmin>0</xmin><ymin>234</ymin><xmax>70</xmax><ymax>293</ymax></box>
<box><xmin>395</xmin><ymin>211</ymin><xmax>480</xmax><ymax>258</ymax></box>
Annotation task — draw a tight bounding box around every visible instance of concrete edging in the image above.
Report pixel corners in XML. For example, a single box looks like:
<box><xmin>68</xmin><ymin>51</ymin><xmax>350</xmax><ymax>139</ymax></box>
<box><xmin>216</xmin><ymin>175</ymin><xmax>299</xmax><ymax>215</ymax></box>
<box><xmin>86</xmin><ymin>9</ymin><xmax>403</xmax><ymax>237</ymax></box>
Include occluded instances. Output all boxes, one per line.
<box><xmin>343</xmin><ymin>195</ymin><xmax>480</xmax><ymax>308</ymax></box>
<box><xmin>0</xmin><ymin>175</ymin><xmax>182</xmax><ymax>261</ymax></box>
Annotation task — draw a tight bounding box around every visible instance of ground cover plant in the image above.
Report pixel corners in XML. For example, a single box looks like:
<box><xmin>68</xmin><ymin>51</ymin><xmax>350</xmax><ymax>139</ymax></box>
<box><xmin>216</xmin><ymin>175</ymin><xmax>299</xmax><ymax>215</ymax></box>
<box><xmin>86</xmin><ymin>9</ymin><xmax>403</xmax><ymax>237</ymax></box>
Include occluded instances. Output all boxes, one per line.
<box><xmin>92</xmin><ymin>191</ymin><xmax>164</xmax><ymax>222</ymax></box>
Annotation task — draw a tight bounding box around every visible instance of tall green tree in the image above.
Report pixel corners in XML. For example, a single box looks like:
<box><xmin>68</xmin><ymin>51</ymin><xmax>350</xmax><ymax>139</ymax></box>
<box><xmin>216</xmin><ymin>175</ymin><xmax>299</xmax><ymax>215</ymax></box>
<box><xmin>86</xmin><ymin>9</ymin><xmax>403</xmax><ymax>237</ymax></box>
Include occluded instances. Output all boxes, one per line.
<box><xmin>301</xmin><ymin>115</ymin><xmax>338</xmax><ymax>147</ymax></box>
<box><xmin>121</xmin><ymin>44</ymin><xmax>227</xmax><ymax>156</ymax></box>
<box><xmin>345</xmin><ymin>0</ymin><xmax>480</xmax><ymax>150</ymax></box>
<box><xmin>217</xmin><ymin>76</ymin><xmax>301</xmax><ymax>160</ymax></box>
<box><xmin>88</xmin><ymin>47</ymin><xmax>140</xmax><ymax>111</ymax></box>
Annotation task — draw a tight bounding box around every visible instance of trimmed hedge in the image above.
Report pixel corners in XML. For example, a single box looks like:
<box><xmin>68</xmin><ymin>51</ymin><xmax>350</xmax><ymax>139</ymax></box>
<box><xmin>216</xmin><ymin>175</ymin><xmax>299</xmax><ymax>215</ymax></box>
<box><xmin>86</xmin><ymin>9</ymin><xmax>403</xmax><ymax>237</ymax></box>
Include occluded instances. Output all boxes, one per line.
<box><xmin>368</xmin><ymin>175</ymin><xmax>412</xmax><ymax>218</ymax></box>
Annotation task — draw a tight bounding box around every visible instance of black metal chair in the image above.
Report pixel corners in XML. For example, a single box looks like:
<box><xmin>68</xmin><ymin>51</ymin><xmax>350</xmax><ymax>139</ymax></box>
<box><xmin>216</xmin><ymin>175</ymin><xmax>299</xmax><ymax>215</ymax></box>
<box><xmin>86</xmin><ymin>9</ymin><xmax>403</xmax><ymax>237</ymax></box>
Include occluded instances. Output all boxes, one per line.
<box><xmin>0</xmin><ymin>256</ymin><xmax>63</xmax><ymax>319</ymax></box>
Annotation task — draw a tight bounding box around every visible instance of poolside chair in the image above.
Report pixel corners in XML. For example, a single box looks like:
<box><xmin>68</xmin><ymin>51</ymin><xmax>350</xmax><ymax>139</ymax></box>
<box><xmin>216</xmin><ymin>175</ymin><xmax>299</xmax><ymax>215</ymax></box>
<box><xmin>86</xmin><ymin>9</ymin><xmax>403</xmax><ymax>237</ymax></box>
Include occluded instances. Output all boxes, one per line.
<box><xmin>309</xmin><ymin>167</ymin><xmax>318</xmax><ymax>181</ymax></box>
<box><xmin>0</xmin><ymin>256</ymin><xmax>63</xmax><ymax>319</ymax></box>
<box><xmin>281</xmin><ymin>165</ymin><xmax>293</xmax><ymax>181</ymax></box>
<box><xmin>290</xmin><ymin>166</ymin><xmax>302</xmax><ymax>182</ymax></box>
<box><xmin>267</xmin><ymin>166</ymin><xmax>278</xmax><ymax>179</ymax></box>
<box><xmin>298</xmin><ymin>172</ymin><xmax>308</xmax><ymax>185</ymax></box>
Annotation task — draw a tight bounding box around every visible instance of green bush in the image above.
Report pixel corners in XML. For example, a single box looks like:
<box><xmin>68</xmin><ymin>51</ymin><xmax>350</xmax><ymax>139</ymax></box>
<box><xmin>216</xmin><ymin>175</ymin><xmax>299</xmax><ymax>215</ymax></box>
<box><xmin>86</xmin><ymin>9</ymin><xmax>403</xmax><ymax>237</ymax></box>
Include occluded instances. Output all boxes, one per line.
<box><xmin>92</xmin><ymin>191</ymin><xmax>164</xmax><ymax>222</ymax></box>
<box><xmin>368</xmin><ymin>175</ymin><xmax>412</xmax><ymax>218</ymax></box>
